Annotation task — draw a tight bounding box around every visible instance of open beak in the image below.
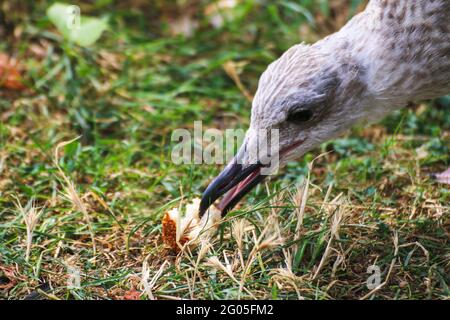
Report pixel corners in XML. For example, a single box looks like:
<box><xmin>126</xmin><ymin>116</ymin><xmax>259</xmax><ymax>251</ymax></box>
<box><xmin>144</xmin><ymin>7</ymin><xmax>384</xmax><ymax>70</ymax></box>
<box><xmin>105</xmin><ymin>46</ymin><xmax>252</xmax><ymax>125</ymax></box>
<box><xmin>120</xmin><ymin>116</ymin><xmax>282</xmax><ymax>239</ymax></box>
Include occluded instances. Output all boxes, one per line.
<box><xmin>199</xmin><ymin>146</ymin><xmax>265</xmax><ymax>217</ymax></box>
<box><xmin>199</xmin><ymin>137</ymin><xmax>306</xmax><ymax>218</ymax></box>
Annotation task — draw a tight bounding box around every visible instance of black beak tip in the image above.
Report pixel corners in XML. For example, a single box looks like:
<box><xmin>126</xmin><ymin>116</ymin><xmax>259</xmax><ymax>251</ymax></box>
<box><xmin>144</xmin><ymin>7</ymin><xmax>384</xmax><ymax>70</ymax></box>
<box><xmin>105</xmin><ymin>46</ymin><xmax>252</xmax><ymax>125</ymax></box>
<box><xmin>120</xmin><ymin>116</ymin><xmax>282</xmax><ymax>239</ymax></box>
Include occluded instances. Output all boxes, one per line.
<box><xmin>199</xmin><ymin>178</ymin><xmax>222</xmax><ymax>218</ymax></box>
<box><xmin>199</xmin><ymin>195</ymin><xmax>212</xmax><ymax>218</ymax></box>
<box><xmin>198</xmin><ymin>161</ymin><xmax>241</xmax><ymax>218</ymax></box>
<box><xmin>198</xmin><ymin>151</ymin><xmax>262</xmax><ymax>218</ymax></box>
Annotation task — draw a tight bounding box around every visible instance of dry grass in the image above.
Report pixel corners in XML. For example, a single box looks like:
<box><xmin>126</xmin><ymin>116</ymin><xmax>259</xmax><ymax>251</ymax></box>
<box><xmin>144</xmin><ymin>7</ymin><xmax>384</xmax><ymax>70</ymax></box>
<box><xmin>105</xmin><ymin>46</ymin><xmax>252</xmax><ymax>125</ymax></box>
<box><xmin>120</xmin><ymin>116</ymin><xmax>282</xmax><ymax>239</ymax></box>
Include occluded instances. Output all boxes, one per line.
<box><xmin>0</xmin><ymin>0</ymin><xmax>448</xmax><ymax>300</ymax></box>
<box><xmin>13</xmin><ymin>197</ymin><xmax>44</xmax><ymax>263</ymax></box>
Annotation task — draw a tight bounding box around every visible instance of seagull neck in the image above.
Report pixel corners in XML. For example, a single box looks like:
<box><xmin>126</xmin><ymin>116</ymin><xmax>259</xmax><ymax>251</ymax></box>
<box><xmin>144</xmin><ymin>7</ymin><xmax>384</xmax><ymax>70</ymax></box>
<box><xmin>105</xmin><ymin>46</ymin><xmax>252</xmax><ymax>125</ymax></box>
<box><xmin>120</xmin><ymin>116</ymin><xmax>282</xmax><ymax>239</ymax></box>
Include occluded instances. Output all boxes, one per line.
<box><xmin>325</xmin><ymin>0</ymin><xmax>450</xmax><ymax>106</ymax></box>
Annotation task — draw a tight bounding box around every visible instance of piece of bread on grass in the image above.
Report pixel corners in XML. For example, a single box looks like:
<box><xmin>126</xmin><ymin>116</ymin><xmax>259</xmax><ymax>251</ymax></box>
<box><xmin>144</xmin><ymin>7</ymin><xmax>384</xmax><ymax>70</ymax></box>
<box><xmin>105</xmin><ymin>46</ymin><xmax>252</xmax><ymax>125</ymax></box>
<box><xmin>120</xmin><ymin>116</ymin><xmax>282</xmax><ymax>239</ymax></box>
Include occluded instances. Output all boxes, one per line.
<box><xmin>162</xmin><ymin>198</ymin><xmax>221</xmax><ymax>251</ymax></box>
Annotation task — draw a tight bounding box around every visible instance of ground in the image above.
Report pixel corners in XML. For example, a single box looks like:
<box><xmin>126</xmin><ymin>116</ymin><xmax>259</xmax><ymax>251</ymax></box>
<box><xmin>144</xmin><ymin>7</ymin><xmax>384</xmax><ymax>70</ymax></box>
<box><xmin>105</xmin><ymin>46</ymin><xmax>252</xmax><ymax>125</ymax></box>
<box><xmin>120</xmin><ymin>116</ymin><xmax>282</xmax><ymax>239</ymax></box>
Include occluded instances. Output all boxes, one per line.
<box><xmin>0</xmin><ymin>0</ymin><xmax>448</xmax><ymax>300</ymax></box>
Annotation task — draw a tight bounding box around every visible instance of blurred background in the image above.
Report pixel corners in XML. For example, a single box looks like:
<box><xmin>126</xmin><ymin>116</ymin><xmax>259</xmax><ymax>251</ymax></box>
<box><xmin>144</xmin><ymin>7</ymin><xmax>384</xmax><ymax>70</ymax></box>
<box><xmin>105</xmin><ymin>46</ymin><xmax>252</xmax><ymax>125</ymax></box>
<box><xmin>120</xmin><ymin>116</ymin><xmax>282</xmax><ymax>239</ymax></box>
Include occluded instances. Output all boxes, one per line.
<box><xmin>0</xmin><ymin>1</ymin><xmax>448</xmax><ymax>300</ymax></box>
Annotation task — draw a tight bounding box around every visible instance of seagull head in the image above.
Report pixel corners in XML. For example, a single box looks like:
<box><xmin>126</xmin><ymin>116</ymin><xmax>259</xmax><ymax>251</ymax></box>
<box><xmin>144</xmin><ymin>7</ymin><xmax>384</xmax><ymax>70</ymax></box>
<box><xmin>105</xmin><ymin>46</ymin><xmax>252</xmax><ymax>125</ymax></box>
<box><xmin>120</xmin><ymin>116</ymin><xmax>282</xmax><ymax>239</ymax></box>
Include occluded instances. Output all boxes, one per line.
<box><xmin>200</xmin><ymin>43</ymin><xmax>370</xmax><ymax>217</ymax></box>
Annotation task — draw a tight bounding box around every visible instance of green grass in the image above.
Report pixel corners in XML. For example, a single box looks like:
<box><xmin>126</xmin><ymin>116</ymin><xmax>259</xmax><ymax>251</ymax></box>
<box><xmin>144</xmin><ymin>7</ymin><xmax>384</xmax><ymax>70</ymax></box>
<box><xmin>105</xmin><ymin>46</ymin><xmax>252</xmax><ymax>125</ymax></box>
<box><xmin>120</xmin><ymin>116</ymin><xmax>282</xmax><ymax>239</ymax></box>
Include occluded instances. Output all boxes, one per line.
<box><xmin>0</xmin><ymin>0</ymin><xmax>448</xmax><ymax>300</ymax></box>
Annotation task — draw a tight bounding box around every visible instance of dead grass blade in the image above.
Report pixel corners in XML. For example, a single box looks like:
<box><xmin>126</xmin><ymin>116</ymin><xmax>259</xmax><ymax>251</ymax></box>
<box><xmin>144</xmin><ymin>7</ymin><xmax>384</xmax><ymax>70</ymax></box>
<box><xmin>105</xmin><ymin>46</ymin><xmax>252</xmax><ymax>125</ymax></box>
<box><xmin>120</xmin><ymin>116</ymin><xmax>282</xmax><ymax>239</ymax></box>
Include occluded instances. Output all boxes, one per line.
<box><xmin>312</xmin><ymin>193</ymin><xmax>346</xmax><ymax>280</ymax></box>
<box><xmin>13</xmin><ymin>196</ymin><xmax>45</xmax><ymax>262</ymax></box>
<box><xmin>141</xmin><ymin>258</ymin><xmax>169</xmax><ymax>300</ymax></box>
<box><xmin>54</xmin><ymin>137</ymin><xmax>96</xmax><ymax>256</ymax></box>
<box><xmin>223</xmin><ymin>60</ymin><xmax>253</xmax><ymax>102</ymax></box>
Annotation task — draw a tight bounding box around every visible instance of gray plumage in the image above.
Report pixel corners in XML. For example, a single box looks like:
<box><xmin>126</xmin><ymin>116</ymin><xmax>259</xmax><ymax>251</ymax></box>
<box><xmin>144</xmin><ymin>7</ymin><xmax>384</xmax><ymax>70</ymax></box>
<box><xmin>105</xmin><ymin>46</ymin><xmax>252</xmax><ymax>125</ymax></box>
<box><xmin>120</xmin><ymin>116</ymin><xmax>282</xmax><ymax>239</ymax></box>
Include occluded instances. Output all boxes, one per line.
<box><xmin>246</xmin><ymin>0</ymin><xmax>450</xmax><ymax>166</ymax></box>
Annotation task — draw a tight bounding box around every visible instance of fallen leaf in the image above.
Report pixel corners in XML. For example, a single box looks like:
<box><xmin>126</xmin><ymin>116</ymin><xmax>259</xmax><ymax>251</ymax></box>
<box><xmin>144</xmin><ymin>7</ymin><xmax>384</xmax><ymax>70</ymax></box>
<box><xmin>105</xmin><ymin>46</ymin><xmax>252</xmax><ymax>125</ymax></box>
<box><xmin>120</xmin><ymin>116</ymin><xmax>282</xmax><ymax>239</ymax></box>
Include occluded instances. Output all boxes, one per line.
<box><xmin>123</xmin><ymin>287</ymin><xmax>141</xmax><ymax>300</ymax></box>
<box><xmin>0</xmin><ymin>53</ymin><xmax>26</xmax><ymax>90</ymax></box>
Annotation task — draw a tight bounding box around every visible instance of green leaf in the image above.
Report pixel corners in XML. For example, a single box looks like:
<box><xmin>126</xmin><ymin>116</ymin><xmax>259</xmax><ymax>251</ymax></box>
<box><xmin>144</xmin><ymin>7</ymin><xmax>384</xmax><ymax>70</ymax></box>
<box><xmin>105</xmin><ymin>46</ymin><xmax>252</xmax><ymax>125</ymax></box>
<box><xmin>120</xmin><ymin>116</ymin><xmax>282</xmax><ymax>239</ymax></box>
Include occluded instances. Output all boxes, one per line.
<box><xmin>47</xmin><ymin>3</ymin><xmax>108</xmax><ymax>47</ymax></box>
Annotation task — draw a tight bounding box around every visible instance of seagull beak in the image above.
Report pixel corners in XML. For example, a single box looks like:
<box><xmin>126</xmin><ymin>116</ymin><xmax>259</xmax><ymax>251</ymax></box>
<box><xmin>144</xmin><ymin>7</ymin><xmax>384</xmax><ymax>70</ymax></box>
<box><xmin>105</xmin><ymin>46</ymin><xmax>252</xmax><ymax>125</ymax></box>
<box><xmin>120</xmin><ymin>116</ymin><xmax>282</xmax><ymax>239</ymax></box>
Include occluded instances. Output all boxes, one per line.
<box><xmin>199</xmin><ymin>137</ymin><xmax>305</xmax><ymax>218</ymax></box>
<box><xmin>199</xmin><ymin>146</ymin><xmax>265</xmax><ymax>217</ymax></box>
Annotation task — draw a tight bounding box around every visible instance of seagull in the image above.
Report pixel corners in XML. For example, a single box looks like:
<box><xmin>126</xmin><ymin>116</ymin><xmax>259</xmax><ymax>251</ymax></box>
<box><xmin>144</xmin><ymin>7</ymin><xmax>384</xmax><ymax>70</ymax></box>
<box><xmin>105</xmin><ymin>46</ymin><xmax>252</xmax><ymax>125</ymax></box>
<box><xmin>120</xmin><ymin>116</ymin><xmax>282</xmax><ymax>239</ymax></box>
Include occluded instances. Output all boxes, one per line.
<box><xmin>200</xmin><ymin>0</ymin><xmax>450</xmax><ymax>217</ymax></box>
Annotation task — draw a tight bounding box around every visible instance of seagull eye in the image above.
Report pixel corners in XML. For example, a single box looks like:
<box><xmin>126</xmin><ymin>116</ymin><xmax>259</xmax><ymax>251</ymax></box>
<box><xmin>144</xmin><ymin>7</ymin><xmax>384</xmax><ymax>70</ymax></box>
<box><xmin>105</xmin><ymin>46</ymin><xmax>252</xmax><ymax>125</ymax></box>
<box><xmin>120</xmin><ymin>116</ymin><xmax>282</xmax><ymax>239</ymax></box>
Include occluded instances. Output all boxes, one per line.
<box><xmin>287</xmin><ymin>109</ymin><xmax>314</xmax><ymax>123</ymax></box>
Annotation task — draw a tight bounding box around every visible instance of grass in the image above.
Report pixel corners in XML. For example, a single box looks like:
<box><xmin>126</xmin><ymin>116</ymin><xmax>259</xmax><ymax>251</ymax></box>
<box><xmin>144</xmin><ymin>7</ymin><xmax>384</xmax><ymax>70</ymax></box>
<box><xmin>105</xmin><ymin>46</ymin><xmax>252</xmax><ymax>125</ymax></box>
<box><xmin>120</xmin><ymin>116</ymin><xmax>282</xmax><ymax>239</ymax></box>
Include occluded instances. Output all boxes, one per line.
<box><xmin>0</xmin><ymin>0</ymin><xmax>449</xmax><ymax>300</ymax></box>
